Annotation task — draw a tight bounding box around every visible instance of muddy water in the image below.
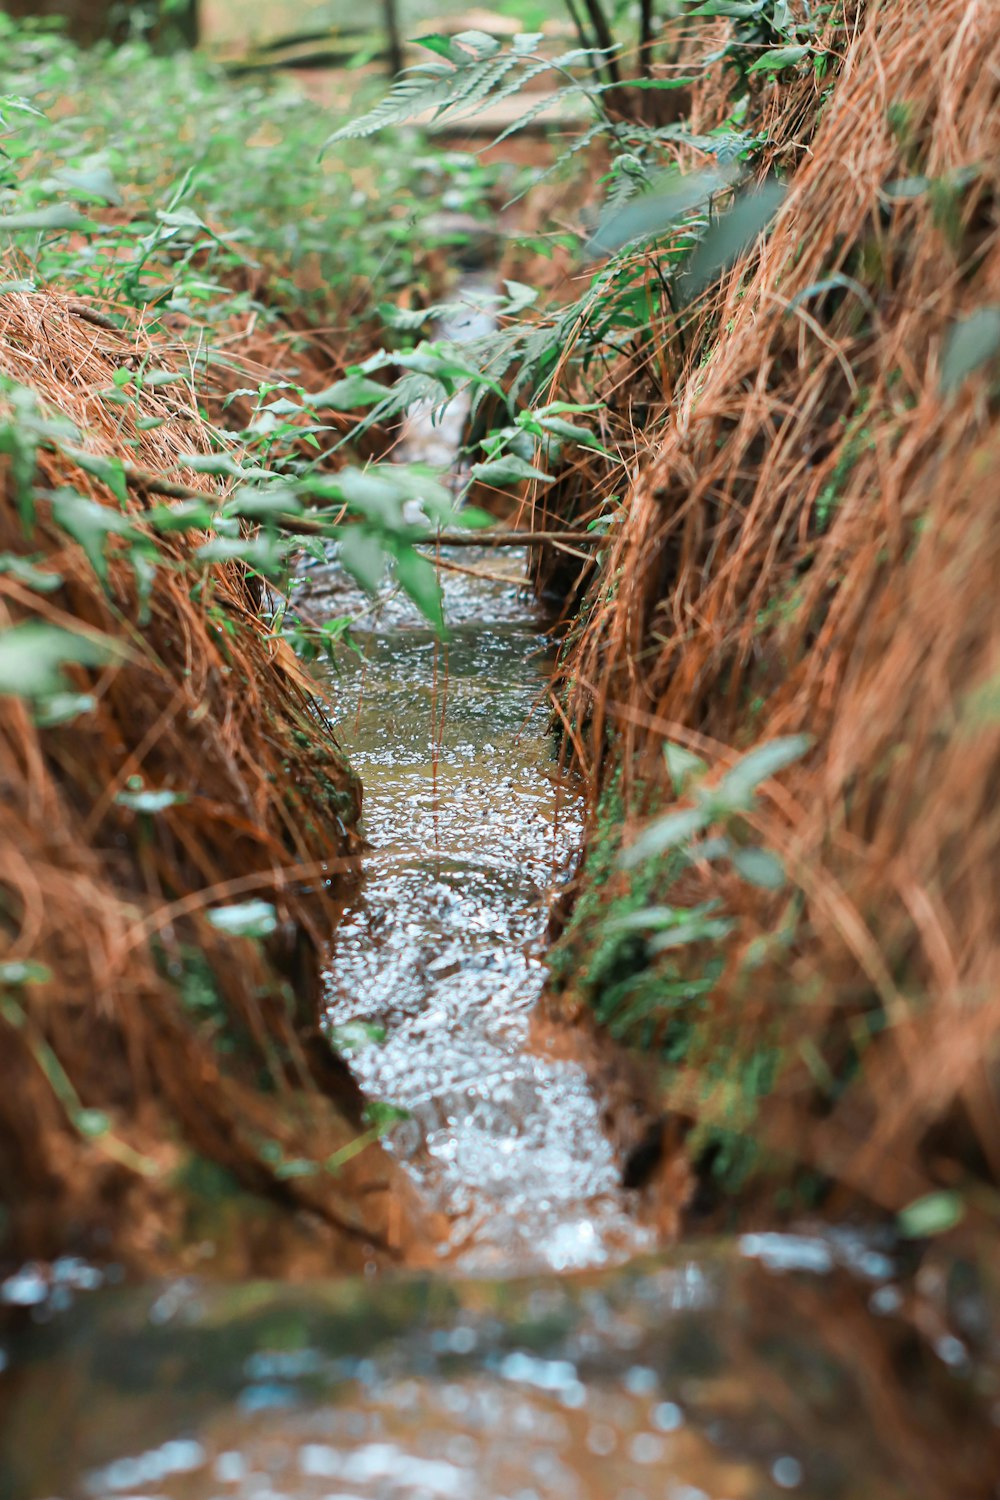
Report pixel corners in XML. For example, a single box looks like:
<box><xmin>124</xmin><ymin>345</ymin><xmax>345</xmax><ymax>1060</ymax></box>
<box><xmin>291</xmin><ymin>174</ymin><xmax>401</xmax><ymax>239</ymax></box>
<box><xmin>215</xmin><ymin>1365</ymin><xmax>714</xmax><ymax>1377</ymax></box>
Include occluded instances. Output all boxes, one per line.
<box><xmin>2</xmin><ymin>1235</ymin><xmax>997</xmax><ymax>1500</ymax></box>
<box><xmin>303</xmin><ymin>552</ymin><xmax>652</xmax><ymax>1273</ymax></box>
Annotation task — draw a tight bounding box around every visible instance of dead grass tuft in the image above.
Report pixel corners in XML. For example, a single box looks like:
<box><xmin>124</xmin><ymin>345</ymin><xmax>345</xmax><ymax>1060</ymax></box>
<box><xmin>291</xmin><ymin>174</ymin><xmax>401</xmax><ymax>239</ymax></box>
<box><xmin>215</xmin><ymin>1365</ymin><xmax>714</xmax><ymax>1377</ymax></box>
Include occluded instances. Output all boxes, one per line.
<box><xmin>0</xmin><ymin>280</ymin><xmax>425</xmax><ymax>1270</ymax></box>
<box><xmin>545</xmin><ymin>0</ymin><xmax>1000</xmax><ymax>1213</ymax></box>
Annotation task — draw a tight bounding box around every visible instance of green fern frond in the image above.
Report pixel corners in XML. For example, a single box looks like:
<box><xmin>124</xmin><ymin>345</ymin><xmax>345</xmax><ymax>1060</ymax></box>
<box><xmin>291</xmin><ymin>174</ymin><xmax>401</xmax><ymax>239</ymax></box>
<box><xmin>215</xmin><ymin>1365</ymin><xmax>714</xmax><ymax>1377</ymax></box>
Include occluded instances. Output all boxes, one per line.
<box><xmin>323</xmin><ymin>69</ymin><xmax>455</xmax><ymax>147</ymax></box>
<box><xmin>484</xmin><ymin>55</ymin><xmax>564</xmax><ymax>116</ymax></box>
<box><xmin>325</xmin><ymin>41</ymin><xmax>613</xmax><ymax>153</ymax></box>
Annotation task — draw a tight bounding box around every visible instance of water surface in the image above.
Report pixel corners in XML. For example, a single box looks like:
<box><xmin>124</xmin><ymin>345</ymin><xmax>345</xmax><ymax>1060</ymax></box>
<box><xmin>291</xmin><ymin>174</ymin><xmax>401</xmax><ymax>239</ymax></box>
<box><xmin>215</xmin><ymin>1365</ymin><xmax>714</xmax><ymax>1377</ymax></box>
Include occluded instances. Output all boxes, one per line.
<box><xmin>303</xmin><ymin>552</ymin><xmax>653</xmax><ymax>1273</ymax></box>
<box><xmin>2</xmin><ymin>1235</ymin><xmax>997</xmax><ymax>1500</ymax></box>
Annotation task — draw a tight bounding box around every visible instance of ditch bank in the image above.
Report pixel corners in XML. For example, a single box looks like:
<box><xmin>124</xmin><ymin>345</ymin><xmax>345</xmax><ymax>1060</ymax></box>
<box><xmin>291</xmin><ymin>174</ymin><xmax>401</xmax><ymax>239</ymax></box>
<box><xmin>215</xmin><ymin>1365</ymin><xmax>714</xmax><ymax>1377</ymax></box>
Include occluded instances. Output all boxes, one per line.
<box><xmin>537</xmin><ymin>0</ymin><xmax>1000</xmax><ymax>1226</ymax></box>
<box><xmin>0</xmin><ymin>285</ymin><xmax>426</xmax><ymax>1273</ymax></box>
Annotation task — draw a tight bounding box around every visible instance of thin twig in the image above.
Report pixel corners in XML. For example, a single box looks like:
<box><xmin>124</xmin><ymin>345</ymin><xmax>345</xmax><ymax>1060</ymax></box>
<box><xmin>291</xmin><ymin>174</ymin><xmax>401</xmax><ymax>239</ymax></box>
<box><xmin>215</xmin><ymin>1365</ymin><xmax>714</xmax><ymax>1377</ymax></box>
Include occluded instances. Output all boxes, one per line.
<box><xmin>119</xmin><ymin>459</ymin><xmax>607</xmax><ymax>548</ymax></box>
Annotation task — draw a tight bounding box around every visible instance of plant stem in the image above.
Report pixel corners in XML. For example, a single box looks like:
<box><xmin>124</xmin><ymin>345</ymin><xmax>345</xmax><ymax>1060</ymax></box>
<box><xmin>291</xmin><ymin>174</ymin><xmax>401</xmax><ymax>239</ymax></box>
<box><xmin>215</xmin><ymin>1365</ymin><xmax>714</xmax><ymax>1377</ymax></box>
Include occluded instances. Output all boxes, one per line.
<box><xmin>639</xmin><ymin>0</ymin><xmax>654</xmax><ymax>76</ymax></box>
<box><xmin>579</xmin><ymin>0</ymin><xmax>622</xmax><ymax>88</ymax></box>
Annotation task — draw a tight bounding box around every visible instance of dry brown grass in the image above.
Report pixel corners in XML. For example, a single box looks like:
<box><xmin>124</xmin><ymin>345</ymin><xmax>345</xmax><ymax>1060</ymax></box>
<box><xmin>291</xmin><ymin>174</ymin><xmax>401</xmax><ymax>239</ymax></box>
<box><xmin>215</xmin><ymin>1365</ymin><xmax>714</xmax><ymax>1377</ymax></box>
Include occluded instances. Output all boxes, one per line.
<box><xmin>544</xmin><ymin>0</ymin><xmax>1000</xmax><ymax>1214</ymax></box>
<box><xmin>0</xmin><ymin>281</ymin><xmax>427</xmax><ymax>1271</ymax></box>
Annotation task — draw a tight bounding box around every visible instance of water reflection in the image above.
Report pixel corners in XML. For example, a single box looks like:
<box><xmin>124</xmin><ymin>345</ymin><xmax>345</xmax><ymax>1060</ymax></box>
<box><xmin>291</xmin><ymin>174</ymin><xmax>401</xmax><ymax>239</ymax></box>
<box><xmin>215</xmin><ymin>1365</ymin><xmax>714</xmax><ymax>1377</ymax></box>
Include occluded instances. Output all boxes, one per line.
<box><xmin>1</xmin><ymin>1239</ymin><xmax>996</xmax><ymax>1500</ymax></box>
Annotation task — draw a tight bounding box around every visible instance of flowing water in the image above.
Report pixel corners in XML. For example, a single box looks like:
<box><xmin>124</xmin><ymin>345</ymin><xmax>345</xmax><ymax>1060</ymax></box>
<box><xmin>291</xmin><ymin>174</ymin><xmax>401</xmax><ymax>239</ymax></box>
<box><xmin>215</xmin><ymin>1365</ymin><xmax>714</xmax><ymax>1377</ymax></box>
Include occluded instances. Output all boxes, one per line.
<box><xmin>1</xmin><ymin>284</ymin><xmax>998</xmax><ymax>1498</ymax></box>
<box><xmin>306</xmin><ymin>277</ymin><xmax>653</xmax><ymax>1274</ymax></box>
<box><xmin>2</xmin><ymin>1234</ymin><xmax>998</xmax><ymax>1499</ymax></box>
<box><xmin>306</xmin><ymin>550</ymin><xmax>652</xmax><ymax>1274</ymax></box>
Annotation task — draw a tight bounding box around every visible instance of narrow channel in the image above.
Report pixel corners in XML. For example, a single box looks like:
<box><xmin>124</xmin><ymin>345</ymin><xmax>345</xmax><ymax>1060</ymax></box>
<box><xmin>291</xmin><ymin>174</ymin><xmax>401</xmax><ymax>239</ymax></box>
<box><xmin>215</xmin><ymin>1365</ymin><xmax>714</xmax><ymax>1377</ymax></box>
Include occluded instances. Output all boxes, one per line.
<box><xmin>306</xmin><ymin>541</ymin><xmax>653</xmax><ymax>1273</ymax></box>
<box><xmin>295</xmin><ymin>276</ymin><xmax>652</xmax><ymax>1273</ymax></box>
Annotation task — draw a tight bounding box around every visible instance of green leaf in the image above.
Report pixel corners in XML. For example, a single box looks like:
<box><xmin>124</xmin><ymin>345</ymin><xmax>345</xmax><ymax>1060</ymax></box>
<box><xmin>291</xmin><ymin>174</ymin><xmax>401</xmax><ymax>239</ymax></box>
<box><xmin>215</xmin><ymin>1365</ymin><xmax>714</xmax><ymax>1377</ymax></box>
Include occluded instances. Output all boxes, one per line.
<box><xmin>195</xmin><ymin>534</ymin><xmax>291</xmax><ymax>579</ymax></box>
<box><xmin>223</xmin><ymin>484</ymin><xmax>303</xmax><ymax>521</ymax></box>
<box><xmin>0</xmin><ymin>204</ymin><xmax>97</xmax><ymax>234</ymax></box>
<box><xmin>716</xmin><ymin>735</ymin><xmax>811</xmax><ymax>808</ymax></box>
<box><xmin>50</xmin><ymin>162</ymin><xmax>122</xmax><ymax>207</ymax></box>
<box><xmin>363</xmin><ymin>1099</ymin><xmax>410</xmax><ymax>1129</ymax></box>
<box><xmin>501</xmin><ymin>279</ymin><xmax>539</xmax><ymax>313</ymax></box>
<box><xmin>76</xmin><ymin>1108</ymin><xmax>111</xmax><ymax>1138</ymax></box>
<box><xmin>683</xmin><ymin>180</ymin><xmax>785</xmax><ymax>297</ymax></box>
<box><xmin>535</xmin><ymin>415</ymin><xmax>608</xmax><ymax>452</ymax></box>
<box><xmin>454</xmin><ymin>505</ymin><xmax>496</xmax><ymax>530</ymax></box>
<box><xmin>730</xmin><ymin>846</ymin><xmax>786</xmax><ymax>889</ymax></box>
<box><xmin>451</xmin><ymin>30</ymin><xmax>502</xmax><ymax>58</ymax></box>
<box><xmin>330</xmin><ymin>1020</ymin><xmax>386</xmax><ymax>1054</ymax></box>
<box><xmin>940</xmin><ymin>307</ymin><xmax>1000</xmax><ymax>395</ymax></box>
<box><xmin>206</xmin><ymin>899</ymin><xmax>278</xmax><ymax>938</ymax></box>
<box><xmin>274</xmin><ymin>1158</ymin><xmax>318</xmax><ymax>1180</ymax></box>
<box><xmin>689</xmin><ymin>1</ymin><xmax>764</xmax><ymax>15</ymax></box>
<box><xmin>141</xmin><ymin>369</ymin><xmax>188</xmax><ymax>388</ymax></box>
<box><xmin>394</xmin><ymin>546</ymin><xmax>445</xmax><ymax>632</ymax></box>
<box><xmin>883</xmin><ymin>176</ymin><xmax>930</xmax><ymax>201</ymax></box>
<box><xmin>148</xmin><ymin>499</ymin><xmax>215</xmax><ymax>532</ymax></box>
<box><xmin>50</xmin><ymin>489</ymin><xmax>140</xmax><ymax>582</ymax></box>
<box><xmin>0</xmin><ymin>621</ymin><xmax>120</xmax><ymax>698</ymax></box>
<box><xmin>647</xmin><ymin>916</ymin><xmax>735</xmax><ymax>952</ymax></box>
<box><xmin>898</xmin><ymin>1190</ymin><xmax>965</xmax><ymax>1239</ymax></box>
<box><xmin>177</xmin><ymin>452</ymin><xmax>251</xmax><ymax>479</ymax></box>
<box><xmin>62</xmin><ymin>446</ymin><xmax>129</xmax><ymax>506</ymax></box>
<box><xmin>414</xmin><ymin>33</ymin><xmax>459</xmax><ymax>60</ymax></box>
<box><xmin>588</xmin><ymin>168</ymin><xmax>728</xmax><ymax>257</ymax></box>
<box><xmin>0</xmin><ymin>960</ymin><xmax>52</xmax><ymax>988</ymax></box>
<box><xmin>0</xmin><ymin>553</ymin><xmax>62</xmax><ymax>593</ymax></box>
<box><xmin>34</xmin><ymin>691</ymin><xmax>97</xmax><ymax>726</ymax></box>
<box><xmin>156</xmin><ymin>206</ymin><xmax>207</xmax><ymax>231</ymax></box>
<box><xmin>312</xmin><ymin>374</ymin><xmax>389</xmax><ymax>410</ymax></box>
<box><xmin>337</xmin><ymin>528</ymin><xmax>386</xmax><ymax>593</ymax></box>
<box><xmin>116</xmin><ymin>787</ymin><xmax>187</xmax><ymax>813</ymax></box>
<box><xmin>664</xmin><ymin>741</ymin><xmax>707</xmax><ymax>793</ymax></box>
<box><xmin>619</xmin><ymin>805</ymin><xmax>708</xmax><ymax>868</ymax></box>
<box><xmin>469</xmin><ymin>455</ymin><xmax>554</xmax><ymax>487</ymax></box>
<box><xmin>748</xmin><ymin>45</ymin><xmax>810</xmax><ymax>73</ymax></box>
<box><xmin>628</xmin><ymin>75</ymin><xmax>697</xmax><ymax>91</ymax></box>
<box><xmin>608</xmin><ymin>900</ymin><xmax>720</xmax><ymax>934</ymax></box>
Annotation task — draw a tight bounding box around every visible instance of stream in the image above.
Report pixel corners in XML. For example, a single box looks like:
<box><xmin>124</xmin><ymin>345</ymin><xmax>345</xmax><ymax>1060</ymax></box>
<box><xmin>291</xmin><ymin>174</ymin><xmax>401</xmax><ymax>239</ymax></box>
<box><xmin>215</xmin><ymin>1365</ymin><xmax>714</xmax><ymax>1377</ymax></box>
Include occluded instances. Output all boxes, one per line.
<box><xmin>0</xmin><ymin>285</ymin><xmax>998</xmax><ymax>1499</ymax></box>
<box><xmin>311</xmin><ymin>546</ymin><xmax>652</xmax><ymax>1275</ymax></box>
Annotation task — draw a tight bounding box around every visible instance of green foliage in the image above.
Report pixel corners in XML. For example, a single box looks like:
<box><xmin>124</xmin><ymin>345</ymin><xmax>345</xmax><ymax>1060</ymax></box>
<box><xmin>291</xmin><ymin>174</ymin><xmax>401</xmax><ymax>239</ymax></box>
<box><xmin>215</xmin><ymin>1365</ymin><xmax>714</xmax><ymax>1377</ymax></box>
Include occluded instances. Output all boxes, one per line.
<box><xmin>324</xmin><ymin>31</ymin><xmax>601</xmax><ymax>149</ymax></box>
<box><xmin>685</xmin><ymin>1</ymin><xmax>838</xmax><ymax>85</ymax></box>
<box><xmin>620</xmin><ymin>734</ymin><xmax>809</xmax><ymax>869</ymax></box>
<box><xmin>0</xmin><ymin>620</ymin><xmax>121</xmax><ymax>699</ymax></box>
<box><xmin>0</xmin><ymin>17</ymin><xmax>498</xmax><ymax>327</ymax></box>
<box><xmin>206</xmin><ymin>900</ymin><xmax>279</xmax><ymax>938</ymax></box>
<box><xmin>550</xmin><ymin>743</ymin><xmax>810</xmax><ymax>1191</ymax></box>
<box><xmin>940</xmin><ymin>307</ymin><xmax>1000</xmax><ymax>396</ymax></box>
<box><xmin>314</xmin><ymin>18</ymin><xmax>796</xmax><ymax>521</ymax></box>
<box><xmin>898</xmin><ymin>1190</ymin><xmax>966</xmax><ymax>1239</ymax></box>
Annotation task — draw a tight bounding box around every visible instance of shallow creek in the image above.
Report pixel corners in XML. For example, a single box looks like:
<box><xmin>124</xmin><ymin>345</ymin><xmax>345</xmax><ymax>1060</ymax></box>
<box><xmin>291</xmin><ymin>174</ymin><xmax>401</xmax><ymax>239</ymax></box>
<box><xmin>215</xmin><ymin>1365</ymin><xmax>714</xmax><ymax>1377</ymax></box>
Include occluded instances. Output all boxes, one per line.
<box><xmin>1</xmin><ymin>288</ymin><xmax>998</xmax><ymax>1499</ymax></box>
<box><xmin>308</xmin><ymin>549</ymin><xmax>651</xmax><ymax>1274</ymax></box>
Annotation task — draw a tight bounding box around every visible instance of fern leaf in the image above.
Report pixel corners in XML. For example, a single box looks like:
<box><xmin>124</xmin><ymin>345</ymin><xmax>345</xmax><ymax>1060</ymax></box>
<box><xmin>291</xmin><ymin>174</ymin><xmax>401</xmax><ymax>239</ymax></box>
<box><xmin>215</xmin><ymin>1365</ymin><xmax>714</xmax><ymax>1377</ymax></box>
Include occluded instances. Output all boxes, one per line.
<box><xmin>441</xmin><ymin>55</ymin><xmax>521</xmax><ymax>121</ymax></box>
<box><xmin>489</xmin><ymin>81</ymin><xmax>589</xmax><ymax>149</ymax></box>
<box><xmin>323</xmin><ymin>71</ymin><xmax>454</xmax><ymax>146</ymax></box>
<box><xmin>485</xmin><ymin>54</ymin><xmax>560</xmax><ymax>114</ymax></box>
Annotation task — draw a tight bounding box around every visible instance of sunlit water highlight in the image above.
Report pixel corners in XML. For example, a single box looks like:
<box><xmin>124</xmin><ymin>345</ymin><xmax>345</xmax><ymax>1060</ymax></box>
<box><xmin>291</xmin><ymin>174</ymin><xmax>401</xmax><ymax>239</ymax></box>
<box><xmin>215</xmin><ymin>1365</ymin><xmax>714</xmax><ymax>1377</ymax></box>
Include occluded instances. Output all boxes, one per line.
<box><xmin>298</xmin><ymin>274</ymin><xmax>656</xmax><ymax>1272</ymax></box>
<box><xmin>304</xmin><ymin>554</ymin><xmax>653</xmax><ymax>1272</ymax></box>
